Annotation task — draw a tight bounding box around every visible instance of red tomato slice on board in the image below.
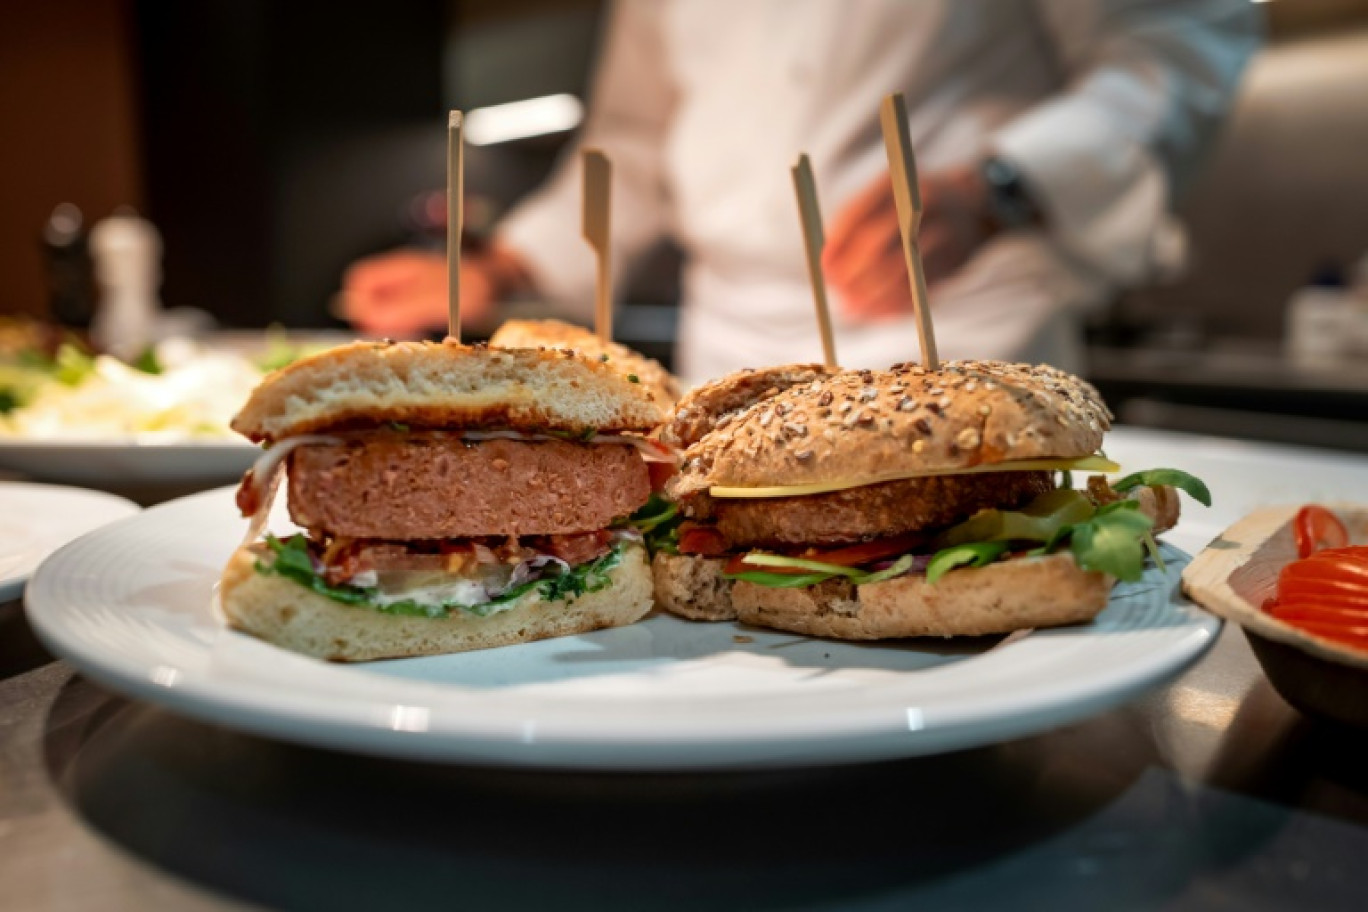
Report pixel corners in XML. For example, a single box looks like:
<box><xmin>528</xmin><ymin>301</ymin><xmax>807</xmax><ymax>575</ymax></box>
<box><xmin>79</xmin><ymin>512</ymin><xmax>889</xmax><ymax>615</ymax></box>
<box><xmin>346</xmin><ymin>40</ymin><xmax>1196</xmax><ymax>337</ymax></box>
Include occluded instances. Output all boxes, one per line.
<box><xmin>1268</xmin><ymin>532</ymin><xmax>1368</xmax><ymax>651</ymax></box>
<box><xmin>1293</xmin><ymin>505</ymin><xmax>1349</xmax><ymax>558</ymax></box>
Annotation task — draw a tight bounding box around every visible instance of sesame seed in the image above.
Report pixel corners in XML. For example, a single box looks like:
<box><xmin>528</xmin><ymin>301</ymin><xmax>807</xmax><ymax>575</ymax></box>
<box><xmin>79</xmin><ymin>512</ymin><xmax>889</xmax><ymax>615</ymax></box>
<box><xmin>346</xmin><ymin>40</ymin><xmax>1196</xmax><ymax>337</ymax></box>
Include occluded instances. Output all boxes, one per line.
<box><xmin>782</xmin><ymin>422</ymin><xmax>808</xmax><ymax>438</ymax></box>
<box><xmin>817</xmin><ymin>391</ymin><xmax>833</xmax><ymax>407</ymax></box>
<box><xmin>912</xmin><ymin>440</ymin><xmax>926</xmax><ymax>453</ymax></box>
<box><xmin>914</xmin><ymin>418</ymin><xmax>932</xmax><ymax>434</ymax></box>
<box><xmin>956</xmin><ymin>428</ymin><xmax>982</xmax><ymax>449</ymax></box>
<box><xmin>838</xmin><ymin>401</ymin><xmax>853</xmax><ymax>414</ymax></box>
<box><xmin>978</xmin><ymin>404</ymin><xmax>991</xmax><ymax>416</ymax></box>
<box><xmin>794</xmin><ymin>449</ymin><xmax>813</xmax><ymax>461</ymax></box>
<box><xmin>859</xmin><ymin>387</ymin><xmax>878</xmax><ymax>402</ymax></box>
<box><xmin>759</xmin><ymin>409</ymin><xmax>774</xmax><ymax>427</ymax></box>
<box><xmin>939</xmin><ymin>396</ymin><xmax>952</xmax><ymax>410</ymax></box>
<box><xmin>857</xmin><ymin>410</ymin><xmax>874</xmax><ymax>425</ymax></box>
<box><xmin>898</xmin><ymin>396</ymin><xmax>917</xmax><ymax>411</ymax></box>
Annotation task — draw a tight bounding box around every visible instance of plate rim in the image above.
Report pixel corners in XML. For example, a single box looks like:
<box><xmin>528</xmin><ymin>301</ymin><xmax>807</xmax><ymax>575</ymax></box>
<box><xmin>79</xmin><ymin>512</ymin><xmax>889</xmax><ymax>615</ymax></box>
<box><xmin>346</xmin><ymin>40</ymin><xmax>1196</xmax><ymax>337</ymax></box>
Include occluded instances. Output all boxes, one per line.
<box><xmin>0</xmin><ymin>482</ymin><xmax>140</xmax><ymax>601</ymax></box>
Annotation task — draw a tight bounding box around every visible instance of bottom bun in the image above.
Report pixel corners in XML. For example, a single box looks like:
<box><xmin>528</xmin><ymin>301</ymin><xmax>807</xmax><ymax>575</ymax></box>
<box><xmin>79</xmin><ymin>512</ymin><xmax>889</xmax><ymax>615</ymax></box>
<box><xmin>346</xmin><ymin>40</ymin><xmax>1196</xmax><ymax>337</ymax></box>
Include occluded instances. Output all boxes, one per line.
<box><xmin>222</xmin><ymin>543</ymin><xmax>653</xmax><ymax>662</ymax></box>
<box><xmin>652</xmin><ymin>551</ymin><xmax>1112</xmax><ymax>639</ymax></box>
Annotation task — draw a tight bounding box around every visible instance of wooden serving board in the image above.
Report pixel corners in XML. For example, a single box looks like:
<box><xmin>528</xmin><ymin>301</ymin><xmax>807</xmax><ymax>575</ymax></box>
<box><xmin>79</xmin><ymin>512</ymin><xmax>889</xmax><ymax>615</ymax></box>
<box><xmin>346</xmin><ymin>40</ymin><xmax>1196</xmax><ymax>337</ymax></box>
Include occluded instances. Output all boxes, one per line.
<box><xmin>1181</xmin><ymin>504</ymin><xmax>1368</xmax><ymax>671</ymax></box>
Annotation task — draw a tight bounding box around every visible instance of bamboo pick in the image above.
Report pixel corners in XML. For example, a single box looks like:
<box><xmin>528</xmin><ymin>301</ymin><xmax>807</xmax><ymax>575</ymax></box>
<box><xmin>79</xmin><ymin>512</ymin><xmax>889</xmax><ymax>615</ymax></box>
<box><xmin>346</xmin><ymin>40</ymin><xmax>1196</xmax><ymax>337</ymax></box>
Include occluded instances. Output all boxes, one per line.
<box><xmin>879</xmin><ymin>92</ymin><xmax>939</xmax><ymax>369</ymax></box>
<box><xmin>447</xmin><ymin>110</ymin><xmax>464</xmax><ymax>342</ymax></box>
<box><xmin>790</xmin><ymin>154</ymin><xmax>838</xmax><ymax>368</ymax></box>
<box><xmin>582</xmin><ymin>148</ymin><xmax>613</xmax><ymax>342</ymax></box>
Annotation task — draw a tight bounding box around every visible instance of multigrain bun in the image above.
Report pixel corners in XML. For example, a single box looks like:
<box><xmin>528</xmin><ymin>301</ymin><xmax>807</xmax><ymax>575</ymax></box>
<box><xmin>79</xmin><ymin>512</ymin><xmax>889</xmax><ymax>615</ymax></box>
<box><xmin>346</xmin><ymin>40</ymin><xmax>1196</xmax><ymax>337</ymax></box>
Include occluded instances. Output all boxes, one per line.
<box><xmin>221</xmin><ymin>542</ymin><xmax>654</xmax><ymax>662</ymax></box>
<box><xmin>661</xmin><ymin>363</ymin><xmax>838</xmax><ymax>449</ymax></box>
<box><xmin>653</xmin><ymin>551</ymin><xmax>1111</xmax><ymax>637</ymax></box>
<box><xmin>490</xmin><ymin>318</ymin><xmax>682</xmax><ymax>406</ymax></box>
<box><xmin>668</xmin><ymin>360</ymin><xmax>1111</xmax><ymax>499</ymax></box>
<box><xmin>231</xmin><ymin>339</ymin><xmax>665</xmax><ymax>443</ymax></box>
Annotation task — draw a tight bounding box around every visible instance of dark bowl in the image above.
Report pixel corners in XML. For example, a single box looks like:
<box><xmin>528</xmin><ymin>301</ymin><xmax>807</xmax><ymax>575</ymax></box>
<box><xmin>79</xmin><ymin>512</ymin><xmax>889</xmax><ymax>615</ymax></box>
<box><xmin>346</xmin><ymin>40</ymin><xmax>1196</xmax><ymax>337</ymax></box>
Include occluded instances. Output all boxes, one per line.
<box><xmin>1246</xmin><ymin>630</ymin><xmax>1368</xmax><ymax>729</ymax></box>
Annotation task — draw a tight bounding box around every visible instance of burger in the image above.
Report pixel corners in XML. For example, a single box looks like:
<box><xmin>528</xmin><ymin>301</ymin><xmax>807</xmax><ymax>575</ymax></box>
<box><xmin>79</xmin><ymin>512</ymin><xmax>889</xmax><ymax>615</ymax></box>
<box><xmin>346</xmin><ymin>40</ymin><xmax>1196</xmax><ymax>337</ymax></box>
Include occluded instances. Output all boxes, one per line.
<box><xmin>220</xmin><ymin>339</ymin><xmax>673</xmax><ymax>661</ymax></box>
<box><xmin>650</xmin><ymin>360</ymin><xmax>1208</xmax><ymax>639</ymax></box>
<box><xmin>490</xmin><ymin>318</ymin><xmax>682</xmax><ymax>407</ymax></box>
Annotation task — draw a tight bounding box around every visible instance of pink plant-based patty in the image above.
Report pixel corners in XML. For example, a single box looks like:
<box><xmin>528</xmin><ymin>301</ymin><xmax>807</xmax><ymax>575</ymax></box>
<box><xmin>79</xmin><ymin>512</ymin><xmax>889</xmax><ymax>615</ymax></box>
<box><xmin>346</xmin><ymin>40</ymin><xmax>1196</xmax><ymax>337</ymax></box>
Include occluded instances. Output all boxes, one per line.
<box><xmin>287</xmin><ymin>433</ymin><xmax>650</xmax><ymax>540</ymax></box>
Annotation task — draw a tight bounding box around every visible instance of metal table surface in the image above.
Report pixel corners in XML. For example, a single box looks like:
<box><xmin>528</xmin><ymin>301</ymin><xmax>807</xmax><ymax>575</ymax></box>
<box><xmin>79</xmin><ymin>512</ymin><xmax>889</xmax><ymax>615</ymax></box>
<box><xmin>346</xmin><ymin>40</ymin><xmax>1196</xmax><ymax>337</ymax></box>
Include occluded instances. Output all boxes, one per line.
<box><xmin>3</xmin><ymin>429</ymin><xmax>1368</xmax><ymax>911</ymax></box>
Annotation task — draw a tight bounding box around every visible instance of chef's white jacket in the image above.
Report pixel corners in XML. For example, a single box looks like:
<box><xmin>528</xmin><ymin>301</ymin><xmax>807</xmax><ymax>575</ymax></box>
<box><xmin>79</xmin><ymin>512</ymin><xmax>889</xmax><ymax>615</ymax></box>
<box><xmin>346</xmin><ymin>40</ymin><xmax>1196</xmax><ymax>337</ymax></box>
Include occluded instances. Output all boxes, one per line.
<box><xmin>499</xmin><ymin>0</ymin><xmax>1261</xmax><ymax>384</ymax></box>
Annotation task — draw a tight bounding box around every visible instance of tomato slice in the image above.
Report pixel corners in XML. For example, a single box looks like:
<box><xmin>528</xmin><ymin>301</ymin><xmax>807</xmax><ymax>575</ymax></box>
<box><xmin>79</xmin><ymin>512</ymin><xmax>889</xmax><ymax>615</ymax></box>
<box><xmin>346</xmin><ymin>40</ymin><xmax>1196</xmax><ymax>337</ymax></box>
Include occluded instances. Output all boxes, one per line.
<box><xmin>1267</xmin><ymin>529</ymin><xmax>1368</xmax><ymax>650</ymax></box>
<box><xmin>723</xmin><ymin>533</ymin><xmax>925</xmax><ymax>576</ymax></box>
<box><xmin>647</xmin><ymin>460</ymin><xmax>676</xmax><ymax>493</ymax></box>
<box><xmin>1275</xmin><ymin>620</ymin><xmax>1368</xmax><ymax>650</ymax></box>
<box><xmin>1293</xmin><ymin>505</ymin><xmax>1349</xmax><ymax>558</ymax></box>
<box><xmin>678</xmin><ymin>523</ymin><xmax>728</xmax><ymax>556</ymax></box>
<box><xmin>1268</xmin><ymin>603</ymin><xmax>1368</xmax><ymax>624</ymax></box>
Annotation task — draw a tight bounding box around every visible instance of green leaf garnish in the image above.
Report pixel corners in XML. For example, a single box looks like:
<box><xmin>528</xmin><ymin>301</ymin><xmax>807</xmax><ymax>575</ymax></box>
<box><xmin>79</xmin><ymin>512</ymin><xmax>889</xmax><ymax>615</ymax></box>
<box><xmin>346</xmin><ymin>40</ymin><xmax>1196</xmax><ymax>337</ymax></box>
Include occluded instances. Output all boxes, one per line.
<box><xmin>926</xmin><ymin>541</ymin><xmax>1010</xmax><ymax>583</ymax></box>
<box><xmin>616</xmin><ymin>493</ymin><xmax>683</xmax><ymax>554</ymax></box>
<box><xmin>255</xmin><ymin>534</ymin><xmax>624</xmax><ymax>617</ymax></box>
<box><xmin>1112</xmin><ymin>468</ymin><xmax>1211</xmax><ymax>507</ymax></box>
<box><xmin>935</xmin><ymin>488</ymin><xmax>1095</xmax><ymax>548</ymax></box>
<box><xmin>1067</xmin><ymin>501</ymin><xmax>1154</xmax><ymax>581</ymax></box>
<box><xmin>726</xmin><ymin>571</ymin><xmax>835</xmax><ymax>588</ymax></box>
<box><xmin>131</xmin><ymin>347</ymin><xmax>163</xmax><ymax>375</ymax></box>
<box><xmin>627</xmin><ymin>374</ymin><xmax>640</xmax><ymax>383</ymax></box>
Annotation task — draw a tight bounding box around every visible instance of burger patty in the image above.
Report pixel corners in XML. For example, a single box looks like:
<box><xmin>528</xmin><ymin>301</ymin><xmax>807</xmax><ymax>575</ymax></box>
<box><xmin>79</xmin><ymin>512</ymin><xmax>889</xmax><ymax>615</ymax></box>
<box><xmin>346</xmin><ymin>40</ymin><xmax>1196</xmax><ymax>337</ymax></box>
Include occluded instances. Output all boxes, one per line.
<box><xmin>288</xmin><ymin>435</ymin><xmax>650</xmax><ymax>539</ymax></box>
<box><xmin>702</xmin><ymin>471</ymin><xmax>1054</xmax><ymax>549</ymax></box>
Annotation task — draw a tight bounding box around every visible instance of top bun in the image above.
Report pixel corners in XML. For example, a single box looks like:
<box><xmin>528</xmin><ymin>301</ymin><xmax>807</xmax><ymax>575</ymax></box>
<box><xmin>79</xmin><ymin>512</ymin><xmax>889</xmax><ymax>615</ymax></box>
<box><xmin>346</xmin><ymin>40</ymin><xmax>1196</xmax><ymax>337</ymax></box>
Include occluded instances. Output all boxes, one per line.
<box><xmin>231</xmin><ymin>339</ymin><xmax>666</xmax><ymax>442</ymax></box>
<box><xmin>668</xmin><ymin>360</ymin><xmax>1112</xmax><ymax>497</ymax></box>
<box><xmin>661</xmin><ymin>363</ymin><xmax>838</xmax><ymax>449</ymax></box>
<box><xmin>490</xmin><ymin>319</ymin><xmax>681</xmax><ymax>406</ymax></box>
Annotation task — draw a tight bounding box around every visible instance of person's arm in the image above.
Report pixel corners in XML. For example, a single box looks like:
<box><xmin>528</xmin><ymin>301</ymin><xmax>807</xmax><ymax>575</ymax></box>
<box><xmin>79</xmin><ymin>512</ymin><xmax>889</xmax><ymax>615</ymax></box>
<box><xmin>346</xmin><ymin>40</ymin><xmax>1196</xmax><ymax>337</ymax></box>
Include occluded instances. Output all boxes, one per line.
<box><xmin>992</xmin><ymin>0</ymin><xmax>1262</xmax><ymax>281</ymax></box>
<box><xmin>496</xmin><ymin>0</ymin><xmax>678</xmax><ymax>319</ymax></box>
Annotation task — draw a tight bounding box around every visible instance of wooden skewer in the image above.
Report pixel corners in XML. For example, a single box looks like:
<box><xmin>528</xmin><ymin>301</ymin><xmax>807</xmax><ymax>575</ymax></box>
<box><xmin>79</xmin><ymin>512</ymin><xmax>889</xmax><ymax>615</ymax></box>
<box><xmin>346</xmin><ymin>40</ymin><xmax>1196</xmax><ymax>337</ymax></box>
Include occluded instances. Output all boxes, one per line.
<box><xmin>582</xmin><ymin>148</ymin><xmax>613</xmax><ymax>342</ymax></box>
<box><xmin>447</xmin><ymin>110</ymin><xmax>464</xmax><ymax>343</ymax></box>
<box><xmin>790</xmin><ymin>154</ymin><xmax>838</xmax><ymax>368</ymax></box>
<box><xmin>879</xmin><ymin>92</ymin><xmax>939</xmax><ymax>370</ymax></box>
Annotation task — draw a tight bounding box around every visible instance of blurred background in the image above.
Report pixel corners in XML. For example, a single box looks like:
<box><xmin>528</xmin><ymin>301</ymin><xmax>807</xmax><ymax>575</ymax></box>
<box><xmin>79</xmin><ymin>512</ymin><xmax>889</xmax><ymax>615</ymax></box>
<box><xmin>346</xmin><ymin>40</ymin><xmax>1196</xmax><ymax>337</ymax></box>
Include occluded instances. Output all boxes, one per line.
<box><xmin>2</xmin><ymin>0</ymin><xmax>1367</xmax><ymax>450</ymax></box>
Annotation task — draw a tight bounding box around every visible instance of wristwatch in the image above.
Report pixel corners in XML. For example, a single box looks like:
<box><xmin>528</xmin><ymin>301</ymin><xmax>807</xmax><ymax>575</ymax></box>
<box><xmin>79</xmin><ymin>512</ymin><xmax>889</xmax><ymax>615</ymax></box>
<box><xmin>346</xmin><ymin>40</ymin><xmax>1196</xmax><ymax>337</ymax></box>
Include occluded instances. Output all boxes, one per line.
<box><xmin>981</xmin><ymin>156</ymin><xmax>1044</xmax><ymax>231</ymax></box>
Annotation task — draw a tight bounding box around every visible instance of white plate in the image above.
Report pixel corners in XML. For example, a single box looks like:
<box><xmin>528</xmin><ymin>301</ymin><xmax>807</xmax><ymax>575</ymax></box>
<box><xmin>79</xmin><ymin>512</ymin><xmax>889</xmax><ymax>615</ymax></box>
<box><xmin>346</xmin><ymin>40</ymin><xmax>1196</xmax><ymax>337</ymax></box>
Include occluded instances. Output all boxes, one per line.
<box><xmin>26</xmin><ymin>481</ymin><xmax>1219</xmax><ymax>770</ymax></box>
<box><xmin>0</xmin><ymin>483</ymin><xmax>140</xmax><ymax>601</ymax></box>
<box><xmin>0</xmin><ymin>439</ymin><xmax>257</xmax><ymax>486</ymax></box>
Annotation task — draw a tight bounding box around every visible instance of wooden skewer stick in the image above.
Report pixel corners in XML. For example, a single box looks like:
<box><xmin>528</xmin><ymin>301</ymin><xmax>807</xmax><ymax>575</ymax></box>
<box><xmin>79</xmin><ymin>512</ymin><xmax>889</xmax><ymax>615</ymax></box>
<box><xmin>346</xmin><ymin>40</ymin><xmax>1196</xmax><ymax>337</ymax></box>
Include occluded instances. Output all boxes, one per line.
<box><xmin>447</xmin><ymin>110</ymin><xmax>464</xmax><ymax>343</ymax></box>
<box><xmin>879</xmin><ymin>92</ymin><xmax>939</xmax><ymax>370</ymax></box>
<box><xmin>790</xmin><ymin>154</ymin><xmax>838</xmax><ymax>368</ymax></box>
<box><xmin>582</xmin><ymin>148</ymin><xmax>613</xmax><ymax>342</ymax></box>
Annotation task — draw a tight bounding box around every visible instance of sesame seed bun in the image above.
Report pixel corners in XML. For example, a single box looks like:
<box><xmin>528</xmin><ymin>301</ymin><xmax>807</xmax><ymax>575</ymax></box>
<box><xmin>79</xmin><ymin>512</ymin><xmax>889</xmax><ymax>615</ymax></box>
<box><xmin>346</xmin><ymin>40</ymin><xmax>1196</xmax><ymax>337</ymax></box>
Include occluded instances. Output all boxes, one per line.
<box><xmin>231</xmin><ymin>339</ymin><xmax>666</xmax><ymax>443</ymax></box>
<box><xmin>490</xmin><ymin>318</ymin><xmax>682</xmax><ymax>406</ymax></box>
<box><xmin>652</xmin><ymin>551</ymin><xmax>1111</xmax><ymax>637</ymax></box>
<box><xmin>668</xmin><ymin>360</ymin><xmax>1112</xmax><ymax>499</ymax></box>
<box><xmin>661</xmin><ymin>363</ymin><xmax>838</xmax><ymax>450</ymax></box>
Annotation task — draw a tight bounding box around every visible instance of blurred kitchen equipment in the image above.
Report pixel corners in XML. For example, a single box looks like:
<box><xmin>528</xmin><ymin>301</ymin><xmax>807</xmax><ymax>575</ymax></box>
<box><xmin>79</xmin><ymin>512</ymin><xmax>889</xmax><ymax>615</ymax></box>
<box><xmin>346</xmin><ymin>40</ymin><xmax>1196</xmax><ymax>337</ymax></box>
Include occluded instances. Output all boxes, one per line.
<box><xmin>41</xmin><ymin>203</ymin><xmax>96</xmax><ymax>328</ymax></box>
<box><xmin>89</xmin><ymin>209</ymin><xmax>161</xmax><ymax>360</ymax></box>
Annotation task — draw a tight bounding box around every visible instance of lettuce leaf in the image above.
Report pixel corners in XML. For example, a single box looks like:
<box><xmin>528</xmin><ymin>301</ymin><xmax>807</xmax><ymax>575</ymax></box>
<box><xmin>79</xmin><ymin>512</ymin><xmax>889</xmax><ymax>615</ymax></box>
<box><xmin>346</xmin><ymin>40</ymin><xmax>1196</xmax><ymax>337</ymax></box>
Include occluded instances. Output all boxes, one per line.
<box><xmin>1112</xmin><ymin>468</ymin><xmax>1211</xmax><ymax>507</ymax></box>
<box><xmin>255</xmin><ymin>535</ymin><xmax>624</xmax><ymax>618</ymax></box>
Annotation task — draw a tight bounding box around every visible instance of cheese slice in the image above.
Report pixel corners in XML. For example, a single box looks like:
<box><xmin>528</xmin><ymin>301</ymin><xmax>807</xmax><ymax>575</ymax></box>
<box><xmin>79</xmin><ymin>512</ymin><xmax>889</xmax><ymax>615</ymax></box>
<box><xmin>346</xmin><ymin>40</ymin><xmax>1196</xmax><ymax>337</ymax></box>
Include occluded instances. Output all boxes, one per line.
<box><xmin>708</xmin><ymin>454</ymin><xmax>1121</xmax><ymax>499</ymax></box>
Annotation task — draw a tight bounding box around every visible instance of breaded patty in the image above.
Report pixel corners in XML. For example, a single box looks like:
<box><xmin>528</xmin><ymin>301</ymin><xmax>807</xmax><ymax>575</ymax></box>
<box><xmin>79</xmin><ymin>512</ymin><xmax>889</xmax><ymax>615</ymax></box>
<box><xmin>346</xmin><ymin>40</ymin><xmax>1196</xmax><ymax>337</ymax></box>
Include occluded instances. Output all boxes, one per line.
<box><xmin>288</xmin><ymin>434</ymin><xmax>650</xmax><ymax>539</ymax></box>
<box><xmin>701</xmin><ymin>471</ymin><xmax>1054</xmax><ymax>549</ymax></box>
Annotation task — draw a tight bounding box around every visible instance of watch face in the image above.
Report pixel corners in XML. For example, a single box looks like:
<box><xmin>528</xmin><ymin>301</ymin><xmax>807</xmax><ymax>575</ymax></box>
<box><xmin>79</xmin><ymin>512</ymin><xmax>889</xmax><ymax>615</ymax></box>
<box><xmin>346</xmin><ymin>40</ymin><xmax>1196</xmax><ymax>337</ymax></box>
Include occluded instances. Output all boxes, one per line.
<box><xmin>983</xmin><ymin>157</ymin><xmax>1040</xmax><ymax>229</ymax></box>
